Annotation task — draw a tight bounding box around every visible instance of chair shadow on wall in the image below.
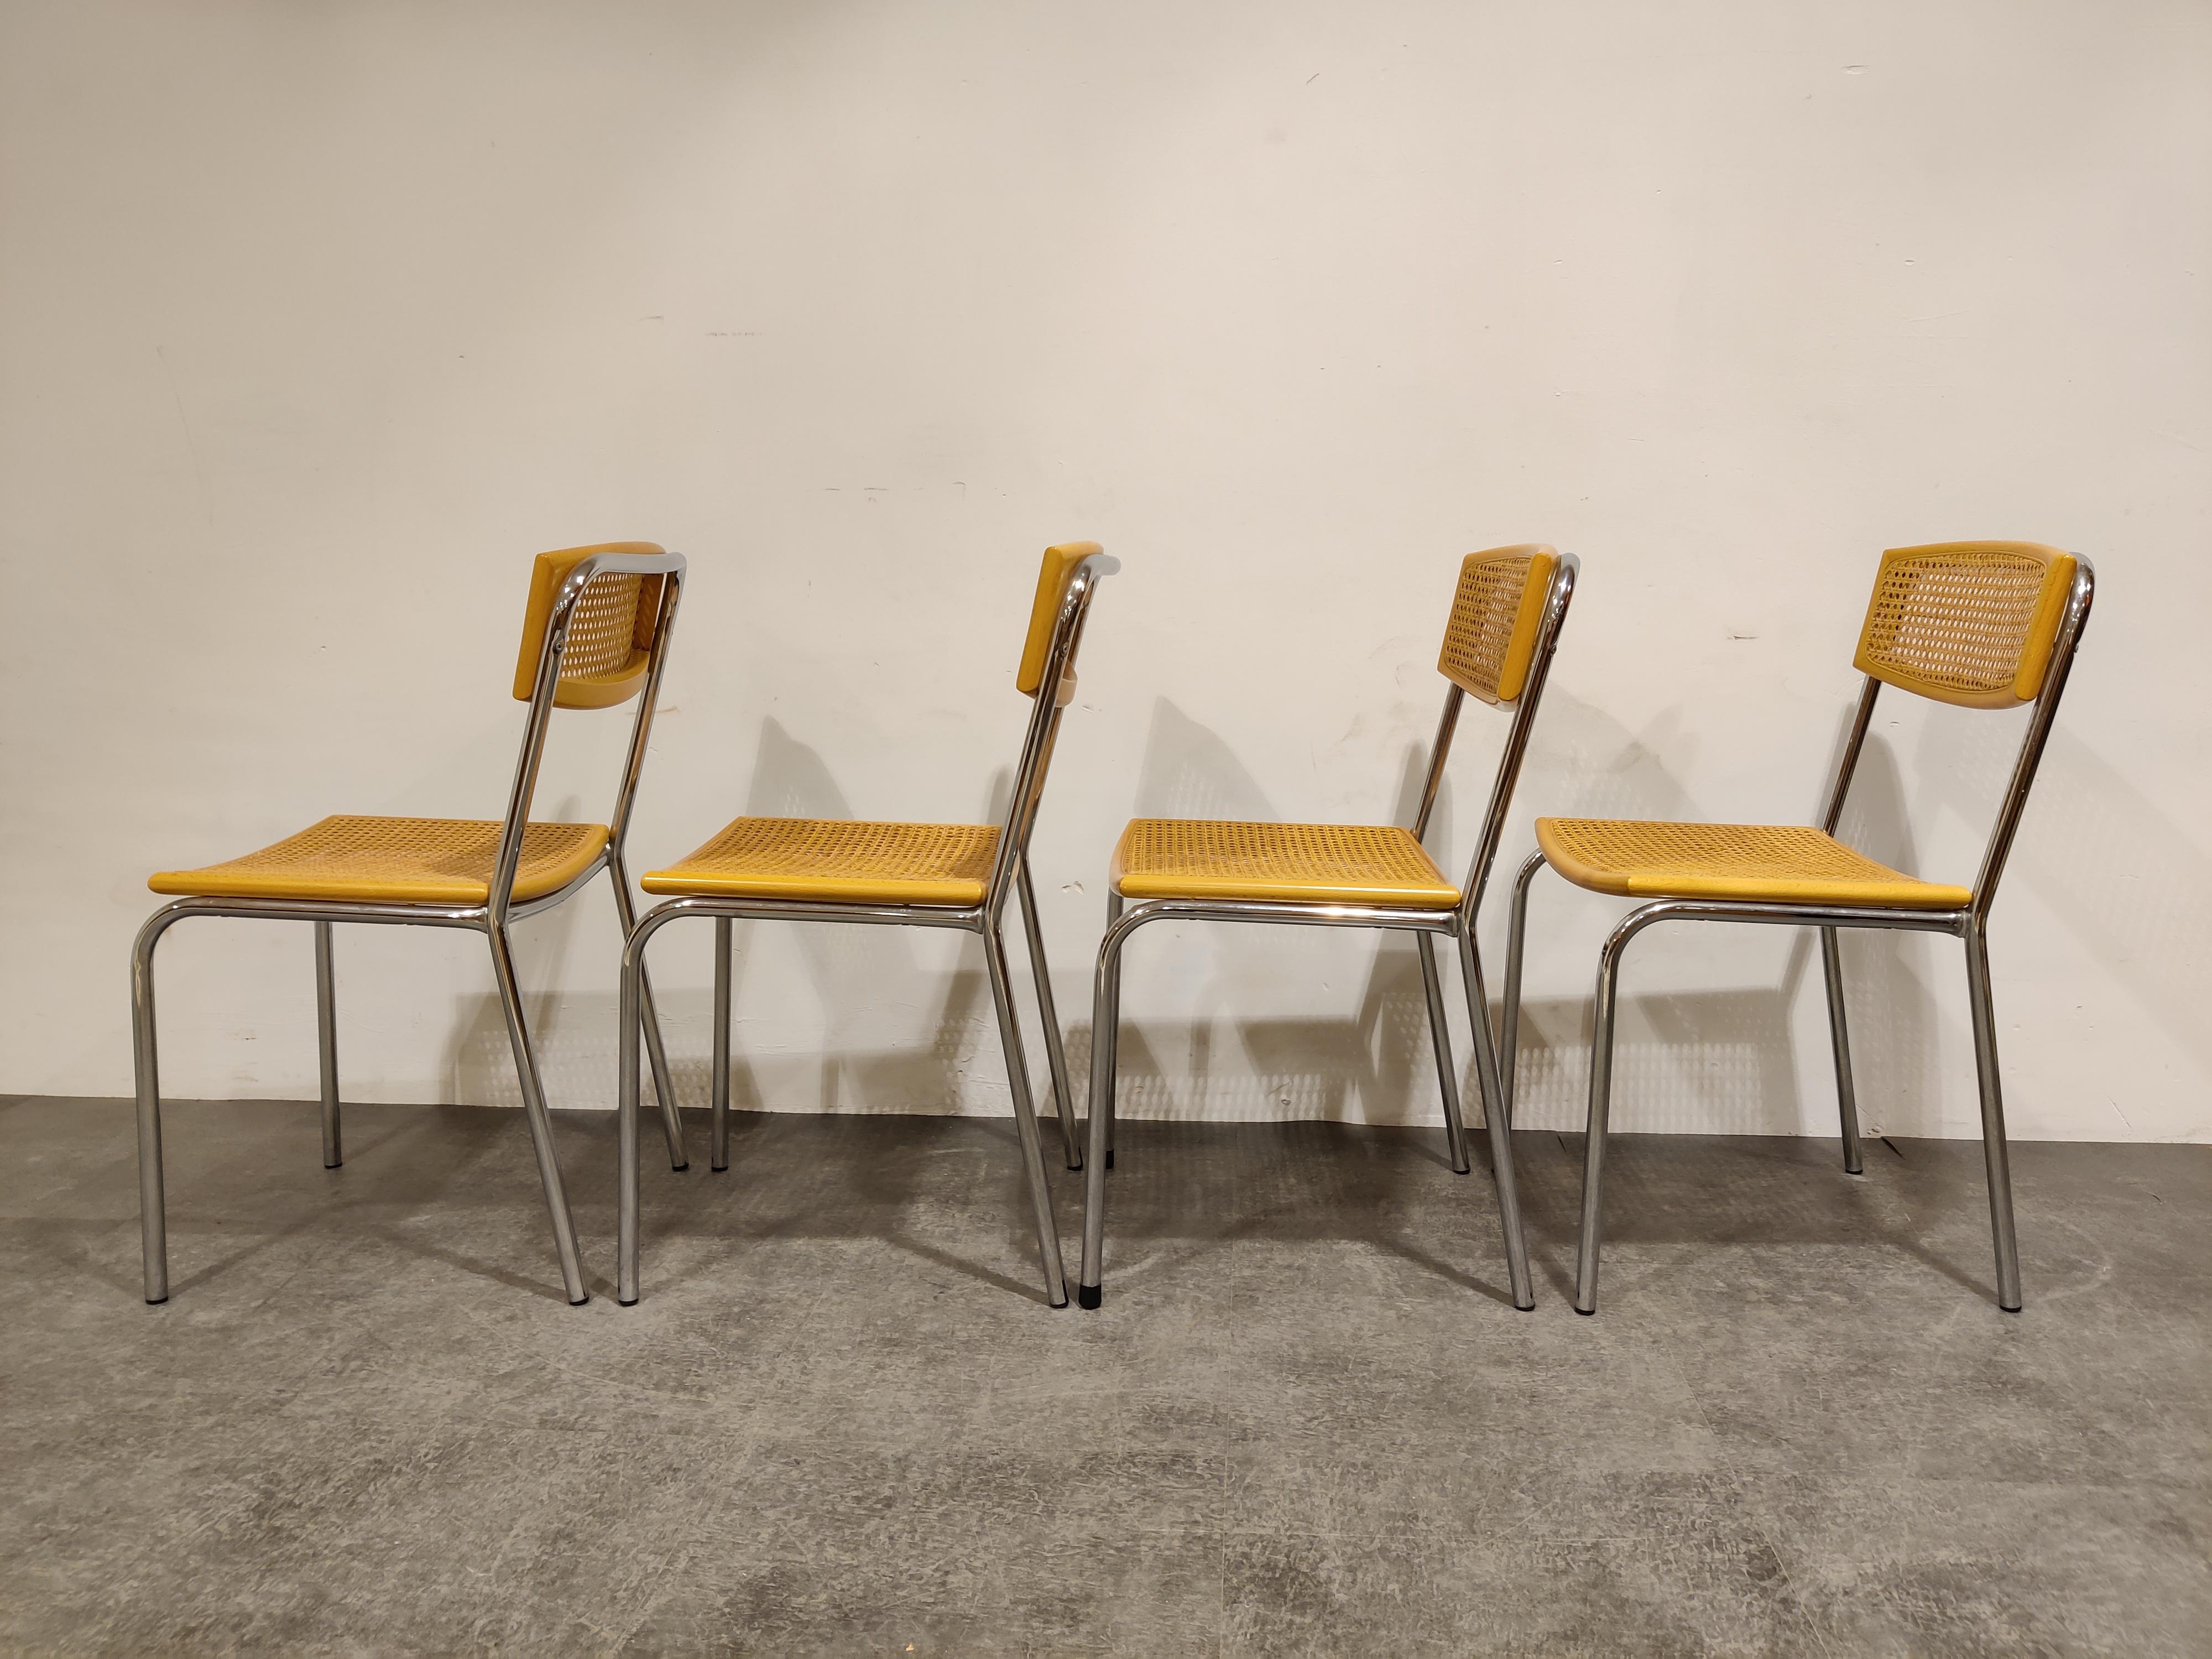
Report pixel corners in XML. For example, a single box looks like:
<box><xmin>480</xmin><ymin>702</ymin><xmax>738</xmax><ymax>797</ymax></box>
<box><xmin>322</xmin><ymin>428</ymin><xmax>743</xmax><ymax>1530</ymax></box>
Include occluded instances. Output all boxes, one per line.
<box><xmin>1926</xmin><ymin>717</ymin><xmax>2210</xmax><ymax>1091</ymax></box>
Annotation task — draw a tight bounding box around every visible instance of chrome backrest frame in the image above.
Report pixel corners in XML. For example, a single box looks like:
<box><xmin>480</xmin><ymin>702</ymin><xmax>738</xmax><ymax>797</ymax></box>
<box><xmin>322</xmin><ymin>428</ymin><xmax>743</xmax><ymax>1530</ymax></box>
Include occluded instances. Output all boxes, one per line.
<box><xmin>491</xmin><ymin>549</ymin><xmax>689</xmax><ymax>924</ymax></box>
<box><xmin>1817</xmin><ymin>555</ymin><xmax>2094</xmax><ymax>924</ymax></box>
<box><xmin>984</xmin><ymin>550</ymin><xmax>1120</xmax><ymax>914</ymax></box>
<box><xmin>1407</xmin><ymin>554</ymin><xmax>1580</xmax><ymax>927</ymax></box>
<box><xmin>1970</xmin><ymin>555</ymin><xmax>2094</xmax><ymax>918</ymax></box>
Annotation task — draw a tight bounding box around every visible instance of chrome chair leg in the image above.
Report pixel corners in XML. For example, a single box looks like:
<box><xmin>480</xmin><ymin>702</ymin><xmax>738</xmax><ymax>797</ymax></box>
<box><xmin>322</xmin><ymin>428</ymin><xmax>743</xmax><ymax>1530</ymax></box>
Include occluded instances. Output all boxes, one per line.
<box><xmin>1078</xmin><ymin>919</ymin><xmax>1126</xmax><ymax>1308</ymax></box>
<box><xmin>1416</xmin><ymin>936</ymin><xmax>1473</xmax><ymax>1174</ymax></box>
<box><xmin>607</xmin><ymin>853</ymin><xmax>687</xmax><ymax>1171</ymax></box>
<box><xmin>1015</xmin><ymin>857</ymin><xmax>1082</xmax><ymax>1171</ymax></box>
<box><xmin>486</xmin><ymin>925</ymin><xmax>589</xmax><ymax>1305</ymax></box>
<box><xmin>1573</xmin><ymin>928</ymin><xmax>1629</xmax><ymax>1315</ymax></box>
<box><xmin>132</xmin><ymin>913</ymin><xmax>171</xmax><ymax>1304</ymax></box>
<box><xmin>1102</xmin><ymin>891</ymin><xmax>1123</xmax><ymax>1169</ymax></box>
<box><xmin>1963</xmin><ymin>920</ymin><xmax>2023</xmax><ymax>1311</ymax></box>
<box><xmin>982</xmin><ymin>924</ymin><xmax>1070</xmax><ymax>1306</ymax></box>
<box><xmin>618</xmin><ymin>932</ymin><xmax>644</xmax><ymax>1304</ymax></box>
<box><xmin>1500</xmin><ymin>851</ymin><xmax>1546</xmax><ymax>1126</ymax></box>
<box><xmin>314</xmin><ymin>920</ymin><xmax>342</xmax><ymax>1169</ymax></box>
<box><xmin>710</xmin><ymin>916</ymin><xmax>732</xmax><ymax>1172</ymax></box>
<box><xmin>1457</xmin><ymin>928</ymin><xmax>1537</xmax><ymax>1310</ymax></box>
<box><xmin>1819</xmin><ymin>926</ymin><xmax>1865</xmax><ymax>1175</ymax></box>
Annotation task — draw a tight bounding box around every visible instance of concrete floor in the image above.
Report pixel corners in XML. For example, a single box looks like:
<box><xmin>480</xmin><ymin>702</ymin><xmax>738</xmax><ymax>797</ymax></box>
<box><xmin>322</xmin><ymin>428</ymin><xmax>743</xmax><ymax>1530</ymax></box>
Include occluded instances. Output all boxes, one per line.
<box><xmin>1</xmin><ymin>1095</ymin><xmax>2205</xmax><ymax>1656</ymax></box>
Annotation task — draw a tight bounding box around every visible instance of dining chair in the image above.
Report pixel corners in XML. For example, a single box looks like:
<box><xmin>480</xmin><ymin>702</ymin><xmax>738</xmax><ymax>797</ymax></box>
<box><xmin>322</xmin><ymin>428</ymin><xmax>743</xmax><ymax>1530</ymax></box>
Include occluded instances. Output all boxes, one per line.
<box><xmin>133</xmin><ymin>542</ymin><xmax>691</xmax><ymax>1305</ymax></box>
<box><xmin>614</xmin><ymin>542</ymin><xmax>1118</xmax><ymax>1307</ymax></box>
<box><xmin>1078</xmin><ymin>545</ymin><xmax>1580</xmax><ymax>1310</ymax></box>
<box><xmin>1501</xmin><ymin>541</ymin><xmax>2094</xmax><ymax>1312</ymax></box>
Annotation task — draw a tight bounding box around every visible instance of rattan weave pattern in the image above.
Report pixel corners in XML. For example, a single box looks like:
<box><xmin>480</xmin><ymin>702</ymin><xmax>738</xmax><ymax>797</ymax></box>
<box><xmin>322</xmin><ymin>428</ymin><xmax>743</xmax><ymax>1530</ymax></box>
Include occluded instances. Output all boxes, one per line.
<box><xmin>561</xmin><ymin>572</ymin><xmax>649</xmax><ymax>686</ymax></box>
<box><xmin>641</xmin><ymin>817</ymin><xmax>1002</xmax><ymax>906</ymax></box>
<box><xmin>1437</xmin><ymin>552</ymin><xmax>1537</xmax><ymax>703</ymax></box>
<box><xmin>1854</xmin><ymin>544</ymin><xmax>2067</xmax><ymax>708</ymax></box>
<box><xmin>148</xmin><ymin>816</ymin><xmax>610</xmax><ymax>905</ymax></box>
<box><xmin>1112</xmin><ymin>819</ymin><xmax>1459</xmax><ymax>907</ymax></box>
<box><xmin>1536</xmin><ymin>817</ymin><xmax>1970</xmax><ymax>909</ymax></box>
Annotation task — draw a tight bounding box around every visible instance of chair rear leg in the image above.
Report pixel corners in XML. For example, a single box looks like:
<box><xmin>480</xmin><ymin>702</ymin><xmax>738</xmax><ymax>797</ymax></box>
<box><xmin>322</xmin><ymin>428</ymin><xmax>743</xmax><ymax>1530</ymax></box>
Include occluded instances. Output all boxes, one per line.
<box><xmin>607</xmin><ymin>855</ymin><xmax>687</xmax><ymax>1171</ymax></box>
<box><xmin>1416</xmin><ymin>936</ymin><xmax>1472</xmax><ymax>1173</ymax></box>
<box><xmin>1457</xmin><ymin>928</ymin><xmax>1536</xmax><ymax>1311</ymax></box>
<box><xmin>132</xmin><ymin>916</ymin><xmax>171</xmax><ymax>1304</ymax></box>
<box><xmin>711</xmin><ymin>917</ymin><xmax>733</xmax><ymax>1172</ymax></box>
<box><xmin>1964</xmin><ymin>921</ymin><xmax>2023</xmax><ymax>1312</ymax></box>
<box><xmin>1819</xmin><ymin>926</ymin><xmax>1865</xmax><ymax>1174</ymax></box>
<box><xmin>983</xmin><ymin>924</ymin><xmax>1070</xmax><ymax>1307</ymax></box>
<box><xmin>1015</xmin><ymin>857</ymin><xmax>1082</xmax><ymax>1171</ymax></box>
<box><xmin>314</xmin><ymin>920</ymin><xmax>343</xmax><ymax>1169</ymax></box>
<box><xmin>487</xmin><ymin>925</ymin><xmax>589</xmax><ymax>1305</ymax></box>
<box><xmin>1573</xmin><ymin>939</ymin><xmax>1627</xmax><ymax>1315</ymax></box>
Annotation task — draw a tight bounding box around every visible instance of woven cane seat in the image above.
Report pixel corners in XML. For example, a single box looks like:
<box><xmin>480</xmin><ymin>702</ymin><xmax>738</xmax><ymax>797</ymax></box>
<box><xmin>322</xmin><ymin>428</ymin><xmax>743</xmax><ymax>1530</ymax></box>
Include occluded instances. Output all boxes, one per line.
<box><xmin>149</xmin><ymin>816</ymin><xmax>610</xmax><ymax>906</ymax></box>
<box><xmin>1110</xmin><ymin>819</ymin><xmax>1460</xmax><ymax>909</ymax></box>
<box><xmin>641</xmin><ymin>817</ymin><xmax>1002</xmax><ymax>906</ymax></box>
<box><xmin>1536</xmin><ymin>818</ymin><xmax>1969</xmax><ymax>910</ymax></box>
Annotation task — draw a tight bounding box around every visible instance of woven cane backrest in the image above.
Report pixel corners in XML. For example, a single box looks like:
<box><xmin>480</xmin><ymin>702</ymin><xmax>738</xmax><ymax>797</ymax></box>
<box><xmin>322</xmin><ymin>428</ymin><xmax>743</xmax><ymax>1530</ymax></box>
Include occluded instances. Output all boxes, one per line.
<box><xmin>1437</xmin><ymin>544</ymin><xmax>1558</xmax><ymax>706</ymax></box>
<box><xmin>1015</xmin><ymin>541</ymin><xmax>1105</xmax><ymax>697</ymax></box>
<box><xmin>512</xmin><ymin>542</ymin><xmax>670</xmax><ymax>709</ymax></box>
<box><xmin>1851</xmin><ymin>541</ymin><xmax>2078</xmax><ymax>710</ymax></box>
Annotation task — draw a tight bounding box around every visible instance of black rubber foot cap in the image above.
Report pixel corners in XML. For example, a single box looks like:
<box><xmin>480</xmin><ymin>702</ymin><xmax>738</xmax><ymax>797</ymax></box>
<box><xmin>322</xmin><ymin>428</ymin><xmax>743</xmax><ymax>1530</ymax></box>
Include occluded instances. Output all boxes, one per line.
<box><xmin>2001</xmin><ymin>1303</ymin><xmax>2022</xmax><ymax>1314</ymax></box>
<box><xmin>145</xmin><ymin>1296</ymin><xmax>168</xmax><ymax>1307</ymax></box>
<box><xmin>617</xmin><ymin>1295</ymin><xmax>637</xmax><ymax>1307</ymax></box>
<box><xmin>325</xmin><ymin>1161</ymin><xmax>343</xmax><ymax>1170</ymax></box>
<box><xmin>571</xmin><ymin>1293</ymin><xmax>592</xmax><ymax>1307</ymax></box>
<box><xmin>1514</xmin><ymin>1301</ymin><xmax>1536</xmax><ymax>1312</ymax></box>
<box><xmin>1078</xmin><ymin>1284</ymin><xmax>1102</xmax><ymax>1310</ymax></box>
<box><xmin>710</xmin><ymin>1162</ymin><xmax>728</xmax><ymax>1173</ymax></box>
<box><xmin>1574</xmin><ymin>1305</ymin><xmax>1597</xmax><ymax>1316</ymax></box>
<box><xmin>1105</xmin><ymin>1150</ymin><xmax>1115</xmax><ymax>1169</ymax></box>
<box><xmin>671</xmin><ymin>1161</ymin><xmax>690</xmax><ymax>1173</ymax></box>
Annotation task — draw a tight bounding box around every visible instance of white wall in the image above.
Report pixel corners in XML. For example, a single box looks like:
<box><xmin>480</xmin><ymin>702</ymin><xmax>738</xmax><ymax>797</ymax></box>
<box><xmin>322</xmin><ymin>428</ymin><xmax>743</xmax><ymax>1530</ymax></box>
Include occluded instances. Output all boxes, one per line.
<box><xmin>3</xmin><ymin>0</ymin><xmax>2206</xmax><ymax>1144</ymax></box>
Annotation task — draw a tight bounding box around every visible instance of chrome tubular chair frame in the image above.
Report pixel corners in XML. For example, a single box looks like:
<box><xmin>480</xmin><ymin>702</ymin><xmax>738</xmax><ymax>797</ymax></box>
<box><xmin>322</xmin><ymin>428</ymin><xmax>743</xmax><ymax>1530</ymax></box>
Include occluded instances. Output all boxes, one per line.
<box><xmin>1078</xmin><ymin>552</ymin><xmax>1581</xmax><ymax>1312</ymax></box>
<box><xmin>1501</xmin><ymin>555</ymin><xmax>2095</xmax><ymax>1314</ymax></box>
<box><xmin>615</xmin><ymin>550</ymin><xmax>1120</xmax><ymax>1308</ymax></box>
<box><xmin>133</xmin><ymin>549</ymin><xmax>692</xmax><ymax>1307</ymax></box>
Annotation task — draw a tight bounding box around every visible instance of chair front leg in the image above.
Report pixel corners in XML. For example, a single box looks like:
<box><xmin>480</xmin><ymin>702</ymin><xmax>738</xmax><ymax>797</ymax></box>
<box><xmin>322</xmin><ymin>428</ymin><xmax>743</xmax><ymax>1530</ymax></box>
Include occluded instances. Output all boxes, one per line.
<box><xmin>1415</xmin><ymin>935</ymin><xmax>1472</xmax><ymax>1174</ymax></box>
<box><xmin>983</xmin><ymin>922</ymin><xmax>1070</xmax><ymax>1307</ymax></box>
<box><xmin>1500</xmin><ymin>851</ymin><xmax>1547</xmax><ymax>1128</ymax></box>
<box><xmin>487</xmin><ymin>924</ymin><xmax>589</xmax><ymax>1305</ymax></box>
<box><xmin>1818</xmin><ymin>926</ymin><xmax>1865</xmax><ymax>1174</ymax></box>
<box><xmin>1573</xmin><ymin>924</ymin><xmax>1631</xmax><ymax>1316</ymax></box>
<box><xmin>1457</xmin><ymin>927</ymin><xmax>1536</xmax><ymax>1311</ymax></box>
<box><xmin>1015</xmin><ymin>855</ymin><xmax>1082</xmax><ymax>1171</ymax></box>
<box><xmin>606</xmin><ymin>852</ymin><xmax>687</xmax><ymax>1171</ymax></box>
<box><xmin>314</xmin><ymin>921</ymin><xmax>342</xmax><ymax>1168</ymax></box>
<box><xmin>131</xmin><ymin>909</ymin><xmax>179</xmax><ymax>1304</ymax></box>
<box><xmin>1079</xmin><ymin>910</ymin><xmax>1131</xmax><ymax>1308</ymax></box>
<box><xmin>1963</xmin><ymin>919</ymin><xmax>2023</xmax><ymax>1312</ymax></box>
<box><xmin>618</xmin><ymin>924</ymin><xmax>646</xmax><ymax>1304</ymax></box>
<box><xmin>1102</xmin><ymin>891</ymin><xmax>1123</xmax><ymax>1169</ymax></box>
<box><xmin>710</xmin><ymin>916</ymin><xmax>733</xmax><ymax>1172</ymax></box>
